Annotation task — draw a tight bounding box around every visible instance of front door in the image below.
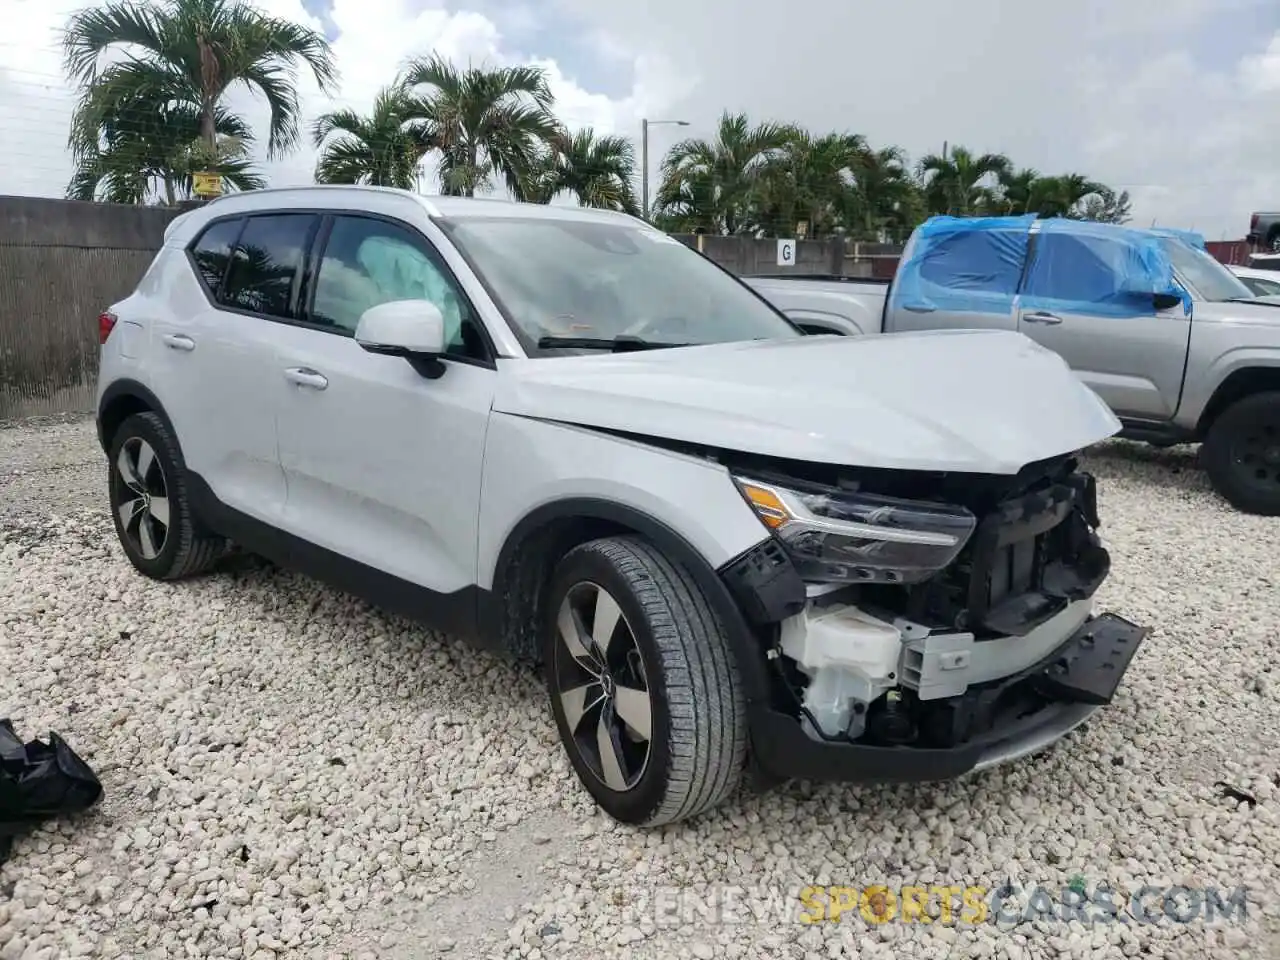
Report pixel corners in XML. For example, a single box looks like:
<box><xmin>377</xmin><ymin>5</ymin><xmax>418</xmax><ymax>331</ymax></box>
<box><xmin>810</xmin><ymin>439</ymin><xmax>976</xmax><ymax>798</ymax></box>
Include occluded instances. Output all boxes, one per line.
<box><xmin>1015</xmin><ymin>230</ymin><xmax>1191</xmax><ymax>420</ymax></box>
<box><xmin>272</xmin><ymin>213</ymin><xmax>496</xmax><ymax>602</ymax></box>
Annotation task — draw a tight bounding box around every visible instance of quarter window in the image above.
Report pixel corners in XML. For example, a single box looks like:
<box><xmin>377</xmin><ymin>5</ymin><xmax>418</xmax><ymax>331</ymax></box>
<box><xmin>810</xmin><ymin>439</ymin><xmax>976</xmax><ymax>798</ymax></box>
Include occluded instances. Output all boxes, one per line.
<box><xmin>310</xmin><ymin>215</ymin><xmax>486</xmax><ymax>360</ymax></box>
<box><xmin>221</xmin><ymin>214</ymin><xmax>319</xmax><ymax>320</ymax></box>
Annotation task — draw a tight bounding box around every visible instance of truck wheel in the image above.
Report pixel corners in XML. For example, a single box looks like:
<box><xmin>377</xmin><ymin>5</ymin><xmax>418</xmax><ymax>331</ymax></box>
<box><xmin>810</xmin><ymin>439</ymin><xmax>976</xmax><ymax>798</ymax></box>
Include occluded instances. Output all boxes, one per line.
<box><xmin>107</xmin><ymin>412</ymin><xmax>227</xmax><ymax>579</ymax></box>
<box><xmin>543</xmin><ymin>536</ymin><xmax>747</xmax><ymax>826</ymax></box>
<box><xmin>1202</xmin><ymin>391</ymin><xmax>1280</xmax><ymax>515</ymax></box>
<box><xmin>1268</xmin><ymin>227</ymin><xmax>1280</xmax><ymax>253</ymax></box>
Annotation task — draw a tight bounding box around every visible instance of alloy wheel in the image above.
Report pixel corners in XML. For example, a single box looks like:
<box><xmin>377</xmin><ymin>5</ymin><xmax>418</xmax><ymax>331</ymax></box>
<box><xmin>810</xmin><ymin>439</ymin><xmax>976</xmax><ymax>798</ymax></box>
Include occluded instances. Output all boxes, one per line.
<box><xmin>553</xmin><ymin>582</ymin><xmax>653</xmax><ymax>791</ymax></box>
<box><xmin>115</xmin><ymin>437</ymin><xmax>170</xmax><ymax>560</ymax></box>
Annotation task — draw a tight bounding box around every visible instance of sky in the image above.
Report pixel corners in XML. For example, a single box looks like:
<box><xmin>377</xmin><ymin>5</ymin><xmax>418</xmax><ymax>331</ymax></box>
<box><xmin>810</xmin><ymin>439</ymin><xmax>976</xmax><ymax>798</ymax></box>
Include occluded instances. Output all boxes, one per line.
<box><xmin>0</xmin><ymin>0</ymin><xmax>1277</xmax><ymax>239</ymax></box>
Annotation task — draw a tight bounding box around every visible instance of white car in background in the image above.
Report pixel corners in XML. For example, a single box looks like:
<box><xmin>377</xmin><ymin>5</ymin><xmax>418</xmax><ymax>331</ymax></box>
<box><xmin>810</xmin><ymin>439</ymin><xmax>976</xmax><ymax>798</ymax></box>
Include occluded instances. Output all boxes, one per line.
<box><xmin>1229</xmin><ymin>262</ymin><xmax>1280</xmax><ymax>298</ymax></box>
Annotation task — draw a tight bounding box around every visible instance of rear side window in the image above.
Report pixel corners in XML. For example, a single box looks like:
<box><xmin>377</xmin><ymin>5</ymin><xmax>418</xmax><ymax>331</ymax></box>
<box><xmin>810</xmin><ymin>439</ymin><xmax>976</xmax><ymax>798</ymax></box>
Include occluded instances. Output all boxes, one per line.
<box><xmin>221</xmin><ymin>214</ymin><xmax>319</xmax><ymax>319</ymax></box>
<box><xmin>917</xmin><ymin>231</ymin><xmax>1024</xmax><ymax>294</ymax></box>
<box><xmin>189</xmin><ymin>218</ymin><xmax>243</xmax><ymax>297</ymax></box>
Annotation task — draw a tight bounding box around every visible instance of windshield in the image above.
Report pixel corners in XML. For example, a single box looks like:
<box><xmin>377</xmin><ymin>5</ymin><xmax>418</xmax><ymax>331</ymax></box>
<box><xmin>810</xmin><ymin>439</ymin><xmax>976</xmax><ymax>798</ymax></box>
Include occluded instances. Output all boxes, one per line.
<box><xmin>438</xmin><ymin>216</ymin><xmax>801</xmax><ymax>353</ymax></box>
<box><xmin>1158</xmin><ymin>238</ymin><xmax>1253</xmax><ymax>302</ymax></box>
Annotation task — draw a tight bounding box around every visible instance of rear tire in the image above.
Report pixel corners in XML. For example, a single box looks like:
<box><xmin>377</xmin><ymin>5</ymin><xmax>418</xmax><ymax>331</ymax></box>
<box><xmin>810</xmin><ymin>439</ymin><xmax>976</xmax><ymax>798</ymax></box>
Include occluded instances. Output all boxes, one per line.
<box><xmin>1267</xmin><ymin>226</ymin><xmax>1280</xmax><ymax>253</ymax></box>
<box><xmin>543</xmin><ymin>536</ymin><xmax>747</xmax><ymax>826</ymax></box>
<box><xmin>107</xmin><ymin>411</ymin><xmax>226</xmax><ymax>579</ymax></box>
<box><xmin>1202</xmin><ymin>391</ymin><xmax>1280</xmax><ymax>515</ymax></box>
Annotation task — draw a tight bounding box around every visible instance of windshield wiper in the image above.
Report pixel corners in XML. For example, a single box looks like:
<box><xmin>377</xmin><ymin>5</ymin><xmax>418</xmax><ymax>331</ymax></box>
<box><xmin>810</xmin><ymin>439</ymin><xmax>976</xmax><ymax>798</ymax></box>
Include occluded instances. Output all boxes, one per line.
<box><xmin>536</xmin><ymin>335</ymin><xmax>690</xmax><ymax>352</ymax></box>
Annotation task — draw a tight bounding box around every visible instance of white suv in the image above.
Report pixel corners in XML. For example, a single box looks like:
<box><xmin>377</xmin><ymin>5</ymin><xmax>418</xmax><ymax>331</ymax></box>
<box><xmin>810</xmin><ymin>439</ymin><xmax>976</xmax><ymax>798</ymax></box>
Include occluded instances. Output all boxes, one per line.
<box><xmin>95</xmin><ymin>186</ymin><xmax>1149</xmax><ymax>826</ymax></box>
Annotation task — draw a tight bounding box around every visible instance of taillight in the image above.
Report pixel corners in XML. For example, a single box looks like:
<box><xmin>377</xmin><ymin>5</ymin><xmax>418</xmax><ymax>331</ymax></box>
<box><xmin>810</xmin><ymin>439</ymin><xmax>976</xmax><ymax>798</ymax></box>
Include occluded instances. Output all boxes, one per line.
<box><xmin>1251</xmin><ymin>214</ymin><xmax>1260</xmax><ymax>232</ymax></box>
<box><xmin>98</xmin><ymin>311</ymin><xmax>118</xmax><ymax>345</ymax></box>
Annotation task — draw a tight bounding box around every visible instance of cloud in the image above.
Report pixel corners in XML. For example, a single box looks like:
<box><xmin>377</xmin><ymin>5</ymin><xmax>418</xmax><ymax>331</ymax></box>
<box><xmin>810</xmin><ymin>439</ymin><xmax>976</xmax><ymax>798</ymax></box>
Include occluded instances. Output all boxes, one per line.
<box><xmin>0</xmin><ymin>0</ymin><xmax>1276</xmax><ymax>240</ymax></box>
<box><xmin>0</xmin><ymin>0</ymin><xmax>657</xmax><ymax>200</ymax></box>
<box><xmin>553</xmin><ymin>0</ymin><xmax>1280</xmax><ymax>240</ymax></box>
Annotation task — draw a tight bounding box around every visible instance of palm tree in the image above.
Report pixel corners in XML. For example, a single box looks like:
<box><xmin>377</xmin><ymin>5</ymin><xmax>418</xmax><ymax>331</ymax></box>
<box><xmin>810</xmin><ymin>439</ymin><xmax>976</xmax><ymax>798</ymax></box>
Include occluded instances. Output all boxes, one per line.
<box><xmin>918</xmin><ymin>146</ymin><xmax>1011</xmax><ymax>216</ymax></box>
<box><xmin>997</xmin><ymin>167</ymin><xmax>1041</xmax><ymax>215</ymax></box>
<box><xmin>62</xmin><ymin>0</ymin><xmax>336</xmax><ymax>197</ymax></box>
<box><xmin>400</xmin><ymin>54</ymin><xmax>561</xmax><ymax>198</ymax></box>
<box><xmin>844</xmin><ymin>145</ymin><xmax>924</xmax><ymax>242</ymax></box>
<box><xmin>747</xmin><ymin>131</ymin><xmax>865</xmax><ymax>238</ymax></box>
<box><xmin>67</xmin><ymin>97</ymin><xmax>263</xmax><ymax>204</ymax></box>
<box><xmin>1031</xmin><ymin>174</ymin><xmax>1108</xmax><ymax>219</ymax></box>
<box><xmin>1076</xmin><ymin>186</ymin><xmax>1132</xmax><ymax>225</ymax></box>
<box><xmin>522</xmin><ymin>129</ymin><xmax>639</xmax><ymax>213</ymax></box>
<box><xmin>657</xmin><ymin>111</ymin><xmax>796</xmax><ymax>235</ymax></box>
<box><xmin>312</xmin><ymin>85</ymin><xmax>434</xmax><ymax>189</ymax></box>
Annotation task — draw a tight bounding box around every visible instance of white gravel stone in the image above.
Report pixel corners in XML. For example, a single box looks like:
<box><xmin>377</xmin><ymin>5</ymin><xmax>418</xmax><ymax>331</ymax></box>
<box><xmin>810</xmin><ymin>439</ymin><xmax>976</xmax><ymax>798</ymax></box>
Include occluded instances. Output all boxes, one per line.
<box><xmin>2</xmin><ymin>422</ymin><xmax>1279</xmax><ymax>959</ymax></box>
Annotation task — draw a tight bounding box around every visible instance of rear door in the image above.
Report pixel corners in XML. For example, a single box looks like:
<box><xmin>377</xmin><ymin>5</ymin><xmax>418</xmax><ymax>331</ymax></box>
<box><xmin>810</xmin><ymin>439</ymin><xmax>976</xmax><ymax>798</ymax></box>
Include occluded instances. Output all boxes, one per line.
<box><xmin>1014</xmin><ymin>230</ymin><xmax>1191</xmax><ymax>420</ymax></box>
<box><xmin>148</xmin><ymin>212</ymin><xmax>309</xmax><ymax>524</ymax></box>
<box><xmin>885</xmin><ymin>228</ymin><xmax>1024</xmax><ymax>334</ymax></box>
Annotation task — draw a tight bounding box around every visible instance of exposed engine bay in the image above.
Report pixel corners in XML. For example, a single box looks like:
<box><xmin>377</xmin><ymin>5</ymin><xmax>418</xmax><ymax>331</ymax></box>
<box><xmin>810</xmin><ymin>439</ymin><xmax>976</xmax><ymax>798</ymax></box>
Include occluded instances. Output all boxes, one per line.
<box><xmin>716</xmin><ymin>449</ymin><xmax>1123</xmax><ymax>750</ymax></box>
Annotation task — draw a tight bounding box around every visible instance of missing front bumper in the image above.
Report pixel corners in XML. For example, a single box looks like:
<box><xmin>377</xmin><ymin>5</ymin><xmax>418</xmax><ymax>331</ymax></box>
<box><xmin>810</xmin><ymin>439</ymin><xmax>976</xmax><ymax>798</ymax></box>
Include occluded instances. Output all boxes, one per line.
<box><xmin>749</xmin><ymin>611</ymin><xmax>1149</xmax><ymax>784</ymax></box>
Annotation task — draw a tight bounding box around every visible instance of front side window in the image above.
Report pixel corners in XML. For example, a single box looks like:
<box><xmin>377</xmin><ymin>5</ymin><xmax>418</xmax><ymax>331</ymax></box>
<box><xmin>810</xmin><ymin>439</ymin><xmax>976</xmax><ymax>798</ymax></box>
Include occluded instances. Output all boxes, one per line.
<box><xmin>438</xmin><ymin>216</ymin><xmax>799</xmax><ymax>353</ymax></box>
<box><xmin>1021</xmin><ymin>234</ymin><xmax>1130</xmax><ymax>304</ymax></box>
<box><xmin>310</xmin><ymin>215</ymin><xmax>484</xmax><ymax>359</ymax></box>
<box><xmin>221</xmin><ymin>214</ymin><xmax>319</xmax><ymax>319</ymax></box>
<box><xmin>189</xmin><ymin>218</ymin><xmax>243</xmax><ymax>297</ymax></box>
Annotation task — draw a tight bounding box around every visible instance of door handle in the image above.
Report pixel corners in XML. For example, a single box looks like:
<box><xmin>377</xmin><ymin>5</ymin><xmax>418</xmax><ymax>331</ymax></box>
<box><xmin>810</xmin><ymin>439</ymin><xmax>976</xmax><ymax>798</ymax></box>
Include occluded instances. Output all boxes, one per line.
<box><xmin>284</xmin><ymin>367</ymin><xmax>328</xmax><ymax>390</ymax></box>
<box><xmin>1022</xmin><ymin>312</ymin><xmax>1063</xmax><ymax>325</ymax></box>
<box><xmin>901</xmin><ymin>303</ymin><xmax>936</xmax><ymax>313</ymax></box>
<box><xmin>162</xmin><ymin>334</ymin><xmax>195</xmax><ymax>351</ymax></box>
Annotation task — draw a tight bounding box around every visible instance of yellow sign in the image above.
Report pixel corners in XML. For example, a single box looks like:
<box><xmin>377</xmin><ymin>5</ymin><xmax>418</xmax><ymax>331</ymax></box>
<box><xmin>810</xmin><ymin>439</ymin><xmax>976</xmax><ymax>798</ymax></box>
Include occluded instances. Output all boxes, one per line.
<box><xmin>192</xmin><ymin>172</ymin><xmax>222</xmax><ymax>197</ymax></box>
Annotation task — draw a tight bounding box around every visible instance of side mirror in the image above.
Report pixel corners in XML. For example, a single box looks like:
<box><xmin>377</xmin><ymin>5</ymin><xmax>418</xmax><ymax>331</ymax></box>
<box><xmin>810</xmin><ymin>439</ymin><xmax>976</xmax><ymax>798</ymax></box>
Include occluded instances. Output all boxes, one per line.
<box><xmin>354</xmin><ymin>300</ymin><xmax>446</xmax><ymax>377</ymax></box>
<box><xmin>1153</xmin><ymin>291</ymin><xmax>1184</xmax><ymax>312</ymax></box>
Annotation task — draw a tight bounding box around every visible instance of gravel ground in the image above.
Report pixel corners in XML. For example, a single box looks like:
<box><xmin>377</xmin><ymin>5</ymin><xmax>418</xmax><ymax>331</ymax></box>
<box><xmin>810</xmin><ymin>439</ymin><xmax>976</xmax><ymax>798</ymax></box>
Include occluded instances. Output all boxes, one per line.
<box><xmin>2</xmin><ymin>415</ymin><xmax>1279</xmax><ymax>960</ymax></box>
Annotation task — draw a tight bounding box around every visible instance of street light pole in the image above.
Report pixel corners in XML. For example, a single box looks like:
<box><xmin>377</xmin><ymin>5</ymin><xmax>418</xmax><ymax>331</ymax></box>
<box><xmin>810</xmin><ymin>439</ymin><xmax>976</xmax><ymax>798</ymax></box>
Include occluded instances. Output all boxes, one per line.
<box><xmin>640</xmin><ymin>117</ymin><xmax>689</xmax><ymax>221</ymax></box>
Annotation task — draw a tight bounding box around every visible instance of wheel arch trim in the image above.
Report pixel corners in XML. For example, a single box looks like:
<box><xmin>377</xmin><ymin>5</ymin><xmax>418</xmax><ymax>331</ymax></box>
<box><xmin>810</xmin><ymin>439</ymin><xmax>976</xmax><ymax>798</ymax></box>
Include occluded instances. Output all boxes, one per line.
<box><xmin>97</xmin><ymin>379</ymin><xmax>175</xmax><ymax>452</ymax></box>
<box><xmin>483</xmin><ymin>496</ymin><xmax>774</xmax><ymax>705</ymax></box>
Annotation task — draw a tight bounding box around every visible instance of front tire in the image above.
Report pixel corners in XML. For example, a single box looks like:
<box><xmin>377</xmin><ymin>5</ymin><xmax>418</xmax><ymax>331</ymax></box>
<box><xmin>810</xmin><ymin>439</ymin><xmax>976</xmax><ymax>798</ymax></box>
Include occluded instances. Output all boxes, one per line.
<box><xmin>1202</xmin><ymin>391</ymin><xmax>1280</xmax><ymax>515</ymax></box>
<box><xmin>107</xmin><ymin>411</ymin><xmax>226</xmax><ymax>579</ymax></box>
<box><xmin>544</xmin><ymin>536</ymin><xmax>747</xmax><ymax>826</ymax></box>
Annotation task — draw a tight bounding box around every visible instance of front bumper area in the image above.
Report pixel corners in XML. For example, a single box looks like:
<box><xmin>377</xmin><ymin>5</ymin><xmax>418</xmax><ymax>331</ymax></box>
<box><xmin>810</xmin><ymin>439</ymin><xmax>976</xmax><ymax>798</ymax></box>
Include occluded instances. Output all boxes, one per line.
<box><xmin>749</xmin><ymin>611</ymin><xmax>1148</xmax><ymax>784</ymax></box>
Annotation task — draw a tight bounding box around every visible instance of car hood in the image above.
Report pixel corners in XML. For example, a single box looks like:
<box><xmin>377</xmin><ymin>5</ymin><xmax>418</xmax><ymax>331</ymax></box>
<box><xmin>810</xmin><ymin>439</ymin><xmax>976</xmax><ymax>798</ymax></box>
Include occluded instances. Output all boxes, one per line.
<box><xmin>492</xmin><ymin>329</ymin><xmax>1121</xmax><ymax>474</ymax></box>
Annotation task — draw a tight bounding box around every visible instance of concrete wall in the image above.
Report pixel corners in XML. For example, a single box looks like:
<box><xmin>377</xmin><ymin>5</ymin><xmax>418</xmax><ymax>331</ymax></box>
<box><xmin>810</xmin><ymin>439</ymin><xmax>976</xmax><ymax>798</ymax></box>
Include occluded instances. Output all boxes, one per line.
<box><xmin>0</xmin><ymin>196</ymin><xmax>904</xmax><ymax>420</ymax></box>
<box><xmin>0</xmin><ymin>196</ymin><xmax>182</xmax><ymax>419</ymax></box>
<box><xmin>671</xmin><ymin>234</ymin><xmax>887</xmax><ymax>278</ymax></box>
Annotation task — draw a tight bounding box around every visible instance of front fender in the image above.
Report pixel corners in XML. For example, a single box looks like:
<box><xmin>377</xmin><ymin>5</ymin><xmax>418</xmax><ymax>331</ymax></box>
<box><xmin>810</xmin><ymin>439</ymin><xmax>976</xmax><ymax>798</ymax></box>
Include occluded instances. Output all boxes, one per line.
<box><xmin>475</xmin><ymin>412</ymin><xmax>770</xmax><ymax>592</ymax></box>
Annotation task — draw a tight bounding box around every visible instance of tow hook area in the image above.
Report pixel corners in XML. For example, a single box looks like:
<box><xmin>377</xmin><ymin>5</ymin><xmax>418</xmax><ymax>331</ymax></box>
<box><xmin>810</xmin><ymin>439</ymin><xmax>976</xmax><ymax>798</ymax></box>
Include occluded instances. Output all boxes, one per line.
<box><xmin>776</xmin><ymin>600</ymin><xmax>1149</xmax><ymax>744</ymax></box>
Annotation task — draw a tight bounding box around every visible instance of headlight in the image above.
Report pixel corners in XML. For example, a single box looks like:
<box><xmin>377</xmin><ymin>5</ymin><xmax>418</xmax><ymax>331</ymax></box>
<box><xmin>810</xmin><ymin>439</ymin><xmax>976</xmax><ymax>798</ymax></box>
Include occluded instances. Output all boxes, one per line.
<box><xmin>733</xmin><ymin>475</ymin><xmax>977</xmax><ymax>585</ymax></box>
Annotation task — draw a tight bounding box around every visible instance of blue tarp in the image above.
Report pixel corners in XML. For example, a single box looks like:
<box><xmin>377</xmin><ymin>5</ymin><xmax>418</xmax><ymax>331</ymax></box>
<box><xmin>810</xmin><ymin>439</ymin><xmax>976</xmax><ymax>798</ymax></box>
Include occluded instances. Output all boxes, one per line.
<box><xmin>1020</xmin><ymin>219</ymin><xmax>1188</xmax><ymax>318</ymax></box>
<box><xmin>1150</xmin><ymin>227</ymin><xmax>1207</xmax><ymax>251</ymax></box>
<box><xmin>889</xmin><ymin>215</ymin><xmax>1189</xmax><ymax>320</ymax></box>
<box><xmin>888</xmin><ymin>214</ymin><xmax>1037</xmax><ymax>317</ymax></box>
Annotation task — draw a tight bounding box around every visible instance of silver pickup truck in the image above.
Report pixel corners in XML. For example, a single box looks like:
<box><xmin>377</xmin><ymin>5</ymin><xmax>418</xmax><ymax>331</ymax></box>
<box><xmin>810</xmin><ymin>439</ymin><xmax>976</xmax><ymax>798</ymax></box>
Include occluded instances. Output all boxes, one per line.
<box><xmin>745</xmin><ymin>215</ymin><xmax>1280</xmax><ymax>516</ymax></box>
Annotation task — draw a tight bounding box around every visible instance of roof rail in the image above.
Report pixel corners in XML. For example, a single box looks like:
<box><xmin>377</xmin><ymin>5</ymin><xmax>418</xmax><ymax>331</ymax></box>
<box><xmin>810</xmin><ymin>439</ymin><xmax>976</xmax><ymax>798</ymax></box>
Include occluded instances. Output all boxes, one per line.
<box><xmin>200</xmin><ymin>184</ymin><xmax>442</xmax><ymax>217</ymax></box>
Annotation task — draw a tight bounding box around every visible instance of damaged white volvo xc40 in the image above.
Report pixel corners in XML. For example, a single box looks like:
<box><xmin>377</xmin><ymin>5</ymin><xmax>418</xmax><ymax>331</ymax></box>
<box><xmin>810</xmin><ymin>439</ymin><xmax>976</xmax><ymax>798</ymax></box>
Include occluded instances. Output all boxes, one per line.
<box><xmin>95</xmin><ymin>186</ymin><xmax>1149</xmax><ymax>826</ymax></box>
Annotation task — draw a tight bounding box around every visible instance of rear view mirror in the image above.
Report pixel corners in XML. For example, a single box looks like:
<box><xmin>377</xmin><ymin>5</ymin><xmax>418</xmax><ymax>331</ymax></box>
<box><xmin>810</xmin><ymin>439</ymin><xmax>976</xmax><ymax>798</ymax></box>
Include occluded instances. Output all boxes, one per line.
<box><xmin>1153</xmin><ymin>292</ymin><xmax>1184</xmax><ymax>312</ymax></box>
<box><xmin>354</xmin><ymin>300</ymin><xmax>447</xmax><ymax>377</ymax></box>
